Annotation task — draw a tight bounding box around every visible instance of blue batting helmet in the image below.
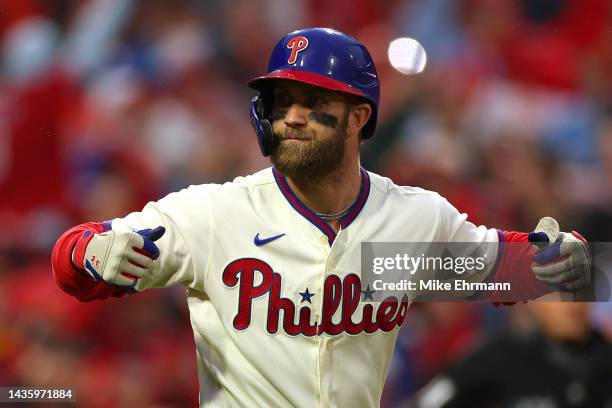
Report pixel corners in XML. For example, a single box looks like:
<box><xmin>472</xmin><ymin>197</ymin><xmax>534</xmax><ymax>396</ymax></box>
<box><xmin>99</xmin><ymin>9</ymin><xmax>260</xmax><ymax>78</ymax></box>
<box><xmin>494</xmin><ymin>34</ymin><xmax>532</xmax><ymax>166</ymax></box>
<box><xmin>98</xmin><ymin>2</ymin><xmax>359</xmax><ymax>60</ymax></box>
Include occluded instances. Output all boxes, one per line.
<box><xmin>248</xmin><ymin>27</ymin><xmax>380</xmax><ymax>156</ymax></box>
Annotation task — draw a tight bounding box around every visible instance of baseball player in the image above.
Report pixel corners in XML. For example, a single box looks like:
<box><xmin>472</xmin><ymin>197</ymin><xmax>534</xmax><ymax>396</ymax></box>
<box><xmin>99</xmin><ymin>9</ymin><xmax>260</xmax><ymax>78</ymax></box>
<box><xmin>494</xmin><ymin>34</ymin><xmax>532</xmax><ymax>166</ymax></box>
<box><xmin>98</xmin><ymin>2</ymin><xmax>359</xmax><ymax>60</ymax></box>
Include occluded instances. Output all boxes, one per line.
<box><xmin>51</xmin><ymin>28</ymin><xmax>592</xmax><ymax>407</ymax></box>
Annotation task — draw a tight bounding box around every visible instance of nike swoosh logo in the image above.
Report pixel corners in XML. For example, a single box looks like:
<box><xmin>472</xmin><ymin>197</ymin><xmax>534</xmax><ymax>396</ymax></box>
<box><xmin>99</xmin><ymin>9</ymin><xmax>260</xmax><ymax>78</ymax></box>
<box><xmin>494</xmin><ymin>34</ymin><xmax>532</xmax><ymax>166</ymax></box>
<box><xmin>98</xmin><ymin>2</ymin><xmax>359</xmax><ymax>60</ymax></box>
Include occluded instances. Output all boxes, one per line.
<box><xmin>254</xmin><ymin>233</ymin><xmax>285</xmax><ymax>247</ymax></box>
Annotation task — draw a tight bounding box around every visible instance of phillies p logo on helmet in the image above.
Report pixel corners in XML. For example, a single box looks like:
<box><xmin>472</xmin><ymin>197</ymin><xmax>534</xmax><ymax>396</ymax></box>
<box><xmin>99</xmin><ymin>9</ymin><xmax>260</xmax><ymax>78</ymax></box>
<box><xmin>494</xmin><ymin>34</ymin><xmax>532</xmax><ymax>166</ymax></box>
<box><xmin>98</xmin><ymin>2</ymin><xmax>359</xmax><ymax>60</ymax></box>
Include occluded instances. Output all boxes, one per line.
<box><xmin>286</xmin><ymin>36</ymin><xmax>309</xmax><ymax>64</ymax></box>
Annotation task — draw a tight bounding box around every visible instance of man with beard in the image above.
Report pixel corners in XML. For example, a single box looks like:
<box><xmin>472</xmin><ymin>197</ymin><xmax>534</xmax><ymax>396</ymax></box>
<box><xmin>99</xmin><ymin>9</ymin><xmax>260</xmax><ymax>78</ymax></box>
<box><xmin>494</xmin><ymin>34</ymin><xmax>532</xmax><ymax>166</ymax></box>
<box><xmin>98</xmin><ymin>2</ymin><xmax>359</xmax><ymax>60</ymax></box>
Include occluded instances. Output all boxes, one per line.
<box><xmin>51</xmin><ymin>28</ymin><xmax>592</xmax><ymax>407</ymax></box>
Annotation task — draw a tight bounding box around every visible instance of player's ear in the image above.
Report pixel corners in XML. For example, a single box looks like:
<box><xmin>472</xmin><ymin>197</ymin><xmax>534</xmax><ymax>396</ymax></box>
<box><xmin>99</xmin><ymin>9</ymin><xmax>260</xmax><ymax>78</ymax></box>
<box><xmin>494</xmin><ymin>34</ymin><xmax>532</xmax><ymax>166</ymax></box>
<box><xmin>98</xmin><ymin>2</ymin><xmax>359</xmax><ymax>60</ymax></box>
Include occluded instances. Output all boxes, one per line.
<box><xmin>347</xmin><ymin>103</ymin><xmax>371</xmax><ymax>135</ymax></box>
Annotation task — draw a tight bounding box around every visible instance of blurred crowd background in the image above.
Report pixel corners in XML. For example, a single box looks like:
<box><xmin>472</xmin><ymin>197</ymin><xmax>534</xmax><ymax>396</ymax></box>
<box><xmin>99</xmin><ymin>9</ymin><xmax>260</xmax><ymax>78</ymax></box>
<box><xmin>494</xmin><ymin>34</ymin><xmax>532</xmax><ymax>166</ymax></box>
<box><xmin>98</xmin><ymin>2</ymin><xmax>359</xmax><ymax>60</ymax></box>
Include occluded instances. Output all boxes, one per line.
<box><xmin>1</xmin><ymin>0</ymin><xmax>612</xmax><ymax>406</ymax></box>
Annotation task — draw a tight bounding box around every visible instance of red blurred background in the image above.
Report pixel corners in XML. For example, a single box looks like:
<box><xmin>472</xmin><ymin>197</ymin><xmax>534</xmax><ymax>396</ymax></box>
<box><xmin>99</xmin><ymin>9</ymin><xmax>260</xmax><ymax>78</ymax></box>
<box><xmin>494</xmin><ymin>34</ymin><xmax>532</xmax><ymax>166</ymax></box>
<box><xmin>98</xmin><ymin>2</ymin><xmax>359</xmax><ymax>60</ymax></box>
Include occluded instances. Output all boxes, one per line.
<box><xmin>1</xmin><ymin>0</ymin><xmax>612</xmax><ymax>406</ymax></box>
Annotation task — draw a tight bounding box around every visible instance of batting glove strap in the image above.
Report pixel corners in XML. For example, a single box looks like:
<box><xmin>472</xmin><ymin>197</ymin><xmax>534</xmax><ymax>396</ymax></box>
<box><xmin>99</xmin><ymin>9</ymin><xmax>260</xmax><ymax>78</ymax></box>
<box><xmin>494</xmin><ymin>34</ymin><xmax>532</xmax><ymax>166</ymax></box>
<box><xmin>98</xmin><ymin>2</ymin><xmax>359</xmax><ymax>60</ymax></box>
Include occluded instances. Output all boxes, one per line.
<box><xmin>72</xmin><ymin>229</ymin><xmax>97</xmax><ymax>272</ymax></box>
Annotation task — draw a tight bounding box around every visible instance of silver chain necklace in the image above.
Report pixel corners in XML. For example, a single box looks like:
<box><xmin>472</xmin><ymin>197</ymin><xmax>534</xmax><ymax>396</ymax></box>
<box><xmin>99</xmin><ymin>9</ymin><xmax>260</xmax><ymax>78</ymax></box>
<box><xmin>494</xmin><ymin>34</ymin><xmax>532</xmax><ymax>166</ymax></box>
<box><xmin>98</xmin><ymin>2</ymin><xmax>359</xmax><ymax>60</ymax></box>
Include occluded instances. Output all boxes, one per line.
<box><xmin>315</xmin><ymin>202</ymin><xmax>354</xmax><ymax>221</ymax></box>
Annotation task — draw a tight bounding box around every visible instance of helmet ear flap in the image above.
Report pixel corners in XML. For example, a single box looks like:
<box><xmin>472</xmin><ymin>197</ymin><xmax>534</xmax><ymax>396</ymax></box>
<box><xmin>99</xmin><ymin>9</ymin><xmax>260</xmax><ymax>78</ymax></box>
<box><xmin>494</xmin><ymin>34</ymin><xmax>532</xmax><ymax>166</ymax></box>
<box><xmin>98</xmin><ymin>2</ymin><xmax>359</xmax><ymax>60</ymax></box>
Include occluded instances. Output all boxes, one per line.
<box><xmin>250</xmin><ymin>95</ymin><xmax>274</xmax><ymax>156</ymax></box>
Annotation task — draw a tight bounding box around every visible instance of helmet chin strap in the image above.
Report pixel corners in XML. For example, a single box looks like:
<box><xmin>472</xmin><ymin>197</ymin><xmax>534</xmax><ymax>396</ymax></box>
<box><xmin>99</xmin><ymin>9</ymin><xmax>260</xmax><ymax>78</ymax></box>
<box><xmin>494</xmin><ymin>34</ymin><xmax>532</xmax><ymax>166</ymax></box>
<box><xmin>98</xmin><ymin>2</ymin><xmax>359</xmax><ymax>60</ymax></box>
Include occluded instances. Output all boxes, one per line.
<box><xmin>250</xmin><ymin>95</ymin><xmax>275</xmax><ymax>156</ymax></box>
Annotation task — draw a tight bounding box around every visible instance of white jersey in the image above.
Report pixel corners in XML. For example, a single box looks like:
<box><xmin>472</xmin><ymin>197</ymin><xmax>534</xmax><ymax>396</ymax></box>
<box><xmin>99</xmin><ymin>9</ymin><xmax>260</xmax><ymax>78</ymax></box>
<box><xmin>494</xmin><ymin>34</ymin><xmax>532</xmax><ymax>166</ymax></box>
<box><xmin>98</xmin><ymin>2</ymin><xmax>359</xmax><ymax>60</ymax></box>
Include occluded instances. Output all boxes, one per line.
<box><xmin>119</xmin><ymin>167</ymin><xmax>499</xmax><ymax>407</ymax></box>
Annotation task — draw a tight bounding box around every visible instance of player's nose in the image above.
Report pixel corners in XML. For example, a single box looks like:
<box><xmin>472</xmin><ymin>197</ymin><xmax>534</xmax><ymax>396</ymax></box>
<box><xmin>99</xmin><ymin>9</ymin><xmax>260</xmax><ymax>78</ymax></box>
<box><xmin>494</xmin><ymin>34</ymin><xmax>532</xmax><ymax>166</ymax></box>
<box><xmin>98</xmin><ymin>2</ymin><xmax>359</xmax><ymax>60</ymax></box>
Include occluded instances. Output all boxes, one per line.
<box><xmin>284</xmin><ymin>104</ymin><xmax>308</xmax><ymax>128</ymax></box>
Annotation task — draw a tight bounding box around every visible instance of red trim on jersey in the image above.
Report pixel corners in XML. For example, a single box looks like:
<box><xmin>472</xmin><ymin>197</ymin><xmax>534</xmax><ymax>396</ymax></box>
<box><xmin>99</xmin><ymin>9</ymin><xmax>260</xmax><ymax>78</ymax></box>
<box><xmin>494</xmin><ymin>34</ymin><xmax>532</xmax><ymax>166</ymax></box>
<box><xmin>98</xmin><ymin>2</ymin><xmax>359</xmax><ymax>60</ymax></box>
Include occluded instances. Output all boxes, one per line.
<box><xmin>272</xmin><ymin>167</ymin><xmax>370</xmax><ymax>245</ymax></box>
<box><xmin>273</xmin><ymin>168</ymin><xmax>336</xmax><ymax>243</ymax></box>
<box><xmin>51</xmin><ymin>222</ymin><xmax>134</xmax><ymax>302</ymax></box>
<box><xmin>339</xmin><ymin>169</ymin><xmax>370</xmax><ymax>228</ymax></box>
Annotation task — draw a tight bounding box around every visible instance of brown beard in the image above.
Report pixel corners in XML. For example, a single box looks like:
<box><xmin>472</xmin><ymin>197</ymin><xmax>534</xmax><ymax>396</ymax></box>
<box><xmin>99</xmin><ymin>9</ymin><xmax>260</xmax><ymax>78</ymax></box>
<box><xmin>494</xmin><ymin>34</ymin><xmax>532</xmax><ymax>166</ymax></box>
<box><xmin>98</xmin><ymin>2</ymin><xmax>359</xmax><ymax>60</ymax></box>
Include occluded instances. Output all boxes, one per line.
<box><xmin>270</xmin><ymin>110</ymin><xmax>349</xmax><ymax>181</ymax></box>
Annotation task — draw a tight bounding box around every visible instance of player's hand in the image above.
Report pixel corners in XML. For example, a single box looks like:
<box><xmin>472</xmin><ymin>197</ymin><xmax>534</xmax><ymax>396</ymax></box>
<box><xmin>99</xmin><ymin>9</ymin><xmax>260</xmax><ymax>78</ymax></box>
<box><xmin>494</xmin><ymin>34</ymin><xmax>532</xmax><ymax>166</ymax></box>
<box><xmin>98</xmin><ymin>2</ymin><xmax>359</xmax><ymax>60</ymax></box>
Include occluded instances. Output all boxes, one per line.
<box><xmin>72</xmin><ymin>220</ymin><xmax>166</xmax><ymax>287</ymax></box>
<box><xmin>528</xmin><ymin>217</ymin><xmax>591</xmax><ymax>292</ymax></box>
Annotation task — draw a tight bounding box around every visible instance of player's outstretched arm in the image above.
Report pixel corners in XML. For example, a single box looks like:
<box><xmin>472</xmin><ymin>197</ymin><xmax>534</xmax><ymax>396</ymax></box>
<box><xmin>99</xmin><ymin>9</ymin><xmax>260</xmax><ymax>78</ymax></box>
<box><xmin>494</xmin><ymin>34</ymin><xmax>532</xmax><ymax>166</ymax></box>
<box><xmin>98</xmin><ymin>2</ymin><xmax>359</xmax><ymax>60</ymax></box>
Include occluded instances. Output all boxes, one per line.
<box><xmin>52</xmin><ymin>219</ymin><xmax>165</xmax><ymax>302</ymax></box>
<box><xmin>436</xmin><ymin>195</ymin><xmax>592</xmax><ymax>299</ymax></box>
<box><xmin>53</xmin><ymin>185</ymin><xmax>211</xmax><ymax>301</ymax></box>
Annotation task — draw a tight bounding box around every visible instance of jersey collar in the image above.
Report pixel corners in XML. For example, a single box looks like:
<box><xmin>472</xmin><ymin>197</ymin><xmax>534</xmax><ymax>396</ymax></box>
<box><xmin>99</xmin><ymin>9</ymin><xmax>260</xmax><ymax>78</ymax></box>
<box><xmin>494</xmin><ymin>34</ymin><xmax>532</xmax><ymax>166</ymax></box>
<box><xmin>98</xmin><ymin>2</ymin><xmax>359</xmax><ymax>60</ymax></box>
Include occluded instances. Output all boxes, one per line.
<box><xmin>272</xmin><ymin>167</ymin><xmax>371</xmax><ymax>245</ymax></box>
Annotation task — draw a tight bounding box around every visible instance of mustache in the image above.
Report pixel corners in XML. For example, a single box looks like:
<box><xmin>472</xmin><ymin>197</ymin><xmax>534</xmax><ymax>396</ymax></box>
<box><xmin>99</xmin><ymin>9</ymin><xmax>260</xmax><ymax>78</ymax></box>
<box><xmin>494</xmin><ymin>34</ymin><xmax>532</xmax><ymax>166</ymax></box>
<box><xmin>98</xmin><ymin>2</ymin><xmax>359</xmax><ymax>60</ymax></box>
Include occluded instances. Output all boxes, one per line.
<box><xmin>276</xmin><ymin>129</ymin><xmax>312</xmax><ymax>141</ymax></box>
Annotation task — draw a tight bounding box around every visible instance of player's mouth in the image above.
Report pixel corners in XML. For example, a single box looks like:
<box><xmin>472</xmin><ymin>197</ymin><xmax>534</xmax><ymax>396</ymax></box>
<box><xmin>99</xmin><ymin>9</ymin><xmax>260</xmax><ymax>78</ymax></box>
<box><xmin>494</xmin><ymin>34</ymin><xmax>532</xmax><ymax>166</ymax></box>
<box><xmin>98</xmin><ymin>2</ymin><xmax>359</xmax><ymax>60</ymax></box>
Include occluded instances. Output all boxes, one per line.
<box><xmin>282</xmin><ymin>136</ymin><xmax>310</xmax><ymax>141</ymax></box>
<box><xmin>276</xmin><ymin>129</ymin><xmax>312</xmax><ymax>142</ymax></box>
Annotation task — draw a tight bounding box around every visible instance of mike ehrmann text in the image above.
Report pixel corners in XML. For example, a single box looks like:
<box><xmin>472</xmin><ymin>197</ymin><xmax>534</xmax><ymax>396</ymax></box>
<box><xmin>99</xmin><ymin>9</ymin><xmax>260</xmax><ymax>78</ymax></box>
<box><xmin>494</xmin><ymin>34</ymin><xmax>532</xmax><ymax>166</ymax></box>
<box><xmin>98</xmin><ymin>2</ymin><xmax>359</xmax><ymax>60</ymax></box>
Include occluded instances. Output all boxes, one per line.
<box><xmin>372</xmin><ymin>279</ymin><xmax>511</xmax><ymax>292</ymax></box>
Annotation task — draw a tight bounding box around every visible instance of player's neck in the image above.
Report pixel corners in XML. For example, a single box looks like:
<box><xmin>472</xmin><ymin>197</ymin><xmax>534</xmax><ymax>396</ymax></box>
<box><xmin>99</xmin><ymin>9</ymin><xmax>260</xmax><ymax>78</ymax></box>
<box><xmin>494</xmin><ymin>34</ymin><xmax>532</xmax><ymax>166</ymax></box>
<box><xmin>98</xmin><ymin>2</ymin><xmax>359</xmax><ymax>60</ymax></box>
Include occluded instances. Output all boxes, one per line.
<box><xmin>285</xmin><ymin>159</ymin><xmax>362</xmax><ymax>233</ymax></box>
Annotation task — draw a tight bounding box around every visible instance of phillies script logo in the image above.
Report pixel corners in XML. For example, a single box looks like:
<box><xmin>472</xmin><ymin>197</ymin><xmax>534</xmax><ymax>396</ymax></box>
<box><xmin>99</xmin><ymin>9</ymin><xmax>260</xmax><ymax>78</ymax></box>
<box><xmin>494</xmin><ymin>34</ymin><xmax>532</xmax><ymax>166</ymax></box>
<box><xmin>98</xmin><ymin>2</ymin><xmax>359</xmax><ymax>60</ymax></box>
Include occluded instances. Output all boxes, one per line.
<box><xmin>222</xmin><ymin>258</ymin><xmax>409</xmax><ymax>336</ymax></box>
<box><xmin>286</xmin><ymin>36</ymin><xmax>309</xmax><ymax>64</ymax></box>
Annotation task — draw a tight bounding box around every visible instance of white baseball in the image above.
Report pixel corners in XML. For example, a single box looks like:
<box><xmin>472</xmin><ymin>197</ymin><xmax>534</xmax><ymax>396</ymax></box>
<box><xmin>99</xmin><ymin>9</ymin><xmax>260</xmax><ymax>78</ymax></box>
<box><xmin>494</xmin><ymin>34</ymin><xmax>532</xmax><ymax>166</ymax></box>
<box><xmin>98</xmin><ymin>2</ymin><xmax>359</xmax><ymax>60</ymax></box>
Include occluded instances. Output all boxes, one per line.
<box><xmin>387</xmin><ymin>37</ymin><xmax>427</xmax><ymax>75</ymax></box>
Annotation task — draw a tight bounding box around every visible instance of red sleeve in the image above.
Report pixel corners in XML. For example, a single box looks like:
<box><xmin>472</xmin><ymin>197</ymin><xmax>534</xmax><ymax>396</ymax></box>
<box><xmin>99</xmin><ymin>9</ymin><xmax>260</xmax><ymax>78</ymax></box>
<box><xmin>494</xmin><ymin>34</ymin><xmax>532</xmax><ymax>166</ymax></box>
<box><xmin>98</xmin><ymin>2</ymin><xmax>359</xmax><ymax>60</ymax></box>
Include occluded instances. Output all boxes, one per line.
<box><xmin>484</xmin><ymin>230</ymin><xmax>552</xmax><ymax>301</ymax></box>
<box><xmin>51</xmin><ymin>222</ymin><xmax>135</xmax><ymax>302</ymax></box>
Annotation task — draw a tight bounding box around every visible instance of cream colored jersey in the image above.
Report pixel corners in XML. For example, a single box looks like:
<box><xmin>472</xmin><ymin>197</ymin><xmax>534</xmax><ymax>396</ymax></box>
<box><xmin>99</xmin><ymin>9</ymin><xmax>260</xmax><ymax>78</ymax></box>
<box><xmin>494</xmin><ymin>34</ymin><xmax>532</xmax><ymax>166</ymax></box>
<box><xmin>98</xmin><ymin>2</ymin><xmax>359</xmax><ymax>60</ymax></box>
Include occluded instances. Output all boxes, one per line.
<box><xmin>119</xmin><ymin>167</ymin><xmax>499</xmax><ymax>407</ymax></box>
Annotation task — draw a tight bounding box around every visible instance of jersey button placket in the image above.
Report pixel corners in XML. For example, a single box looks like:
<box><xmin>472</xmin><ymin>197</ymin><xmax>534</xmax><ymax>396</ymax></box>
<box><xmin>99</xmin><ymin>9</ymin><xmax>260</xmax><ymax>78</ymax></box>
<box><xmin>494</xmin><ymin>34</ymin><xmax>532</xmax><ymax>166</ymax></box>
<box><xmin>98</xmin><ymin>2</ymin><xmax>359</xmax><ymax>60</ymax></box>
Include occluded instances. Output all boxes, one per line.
<box><xmin>316</xmin><ymin>234</ymin><xmax>334</xmax><ymax>406</ymax></box>
<box><xmin>326</xmin><ymin>228</ymin><xmax>346</xmax><ymax>273</ymax></box>
<box><xmin>318</xmin><ymin>229</ymin><xmax>348</xmax><ymax>406</ymax></box>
